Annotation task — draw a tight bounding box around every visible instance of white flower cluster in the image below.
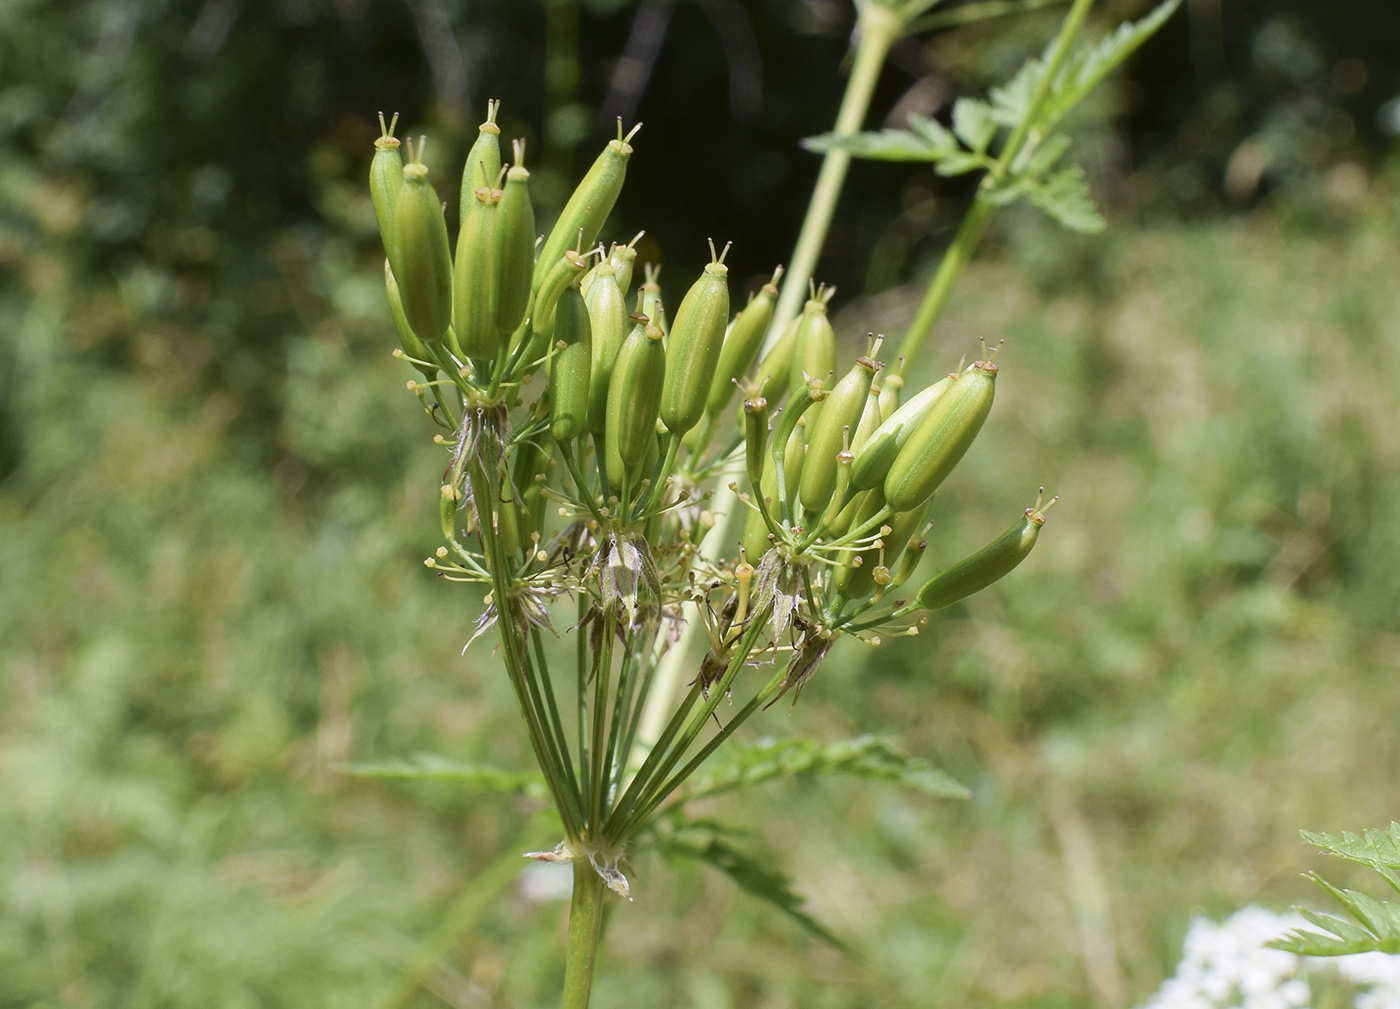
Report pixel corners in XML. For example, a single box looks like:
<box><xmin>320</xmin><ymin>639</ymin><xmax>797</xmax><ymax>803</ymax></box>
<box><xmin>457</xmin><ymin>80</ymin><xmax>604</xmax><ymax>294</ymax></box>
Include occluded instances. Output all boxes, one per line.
<box><xmin>1139</xmin><ymin>906</ymin><xmax>1400</xmax><ymax>1009</ymax></box>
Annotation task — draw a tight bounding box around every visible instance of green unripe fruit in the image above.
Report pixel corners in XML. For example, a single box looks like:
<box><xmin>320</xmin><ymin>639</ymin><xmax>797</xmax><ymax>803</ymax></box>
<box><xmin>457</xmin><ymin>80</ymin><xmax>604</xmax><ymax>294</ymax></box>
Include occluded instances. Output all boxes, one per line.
<box><xmin>850</xmin><ymin>384</ymin><xmax>883</xmax><ymax>456</ymax></box>
<box><xmin>839</xmin><ymin>493</ymin><xmax>932</xmax><ymax>600</ymax></box>
<box><xmin>916</xmin><ymin>498</ymin><xmax>1049</xmax><ymax>610</ymax></box>
<box><xmin>383</xmin><ymin>260</ymin><xmax>435</xmax><ymax>377</ymax></box>
<box><xmin>549</xmin><ymin>287</ymin><xmax>592</xmax><ymax>441</ymax></box>
<box><xmin>604</xmin><ymin>321</ymin><xmax>666</xmax><ymax>489</ymax></box>
<box><xmin>369</xmin><ymin>113</ymin><xmax>402</xmax><ymax>255</ymax></box>
<box><xmin>390</xmin><ymin>145</ymin><xmax>453</xmax><ymax>346</ymax></box>
<box><xmin>799</xmin><ymin>355</ymin><xmax>879</xmax><ymax>514</ymax></box>
<box><xmin>535</xmin><ymin>122</ymin><xmax>639</xmax><ymax>291</ymax></box>
<box><xmin>453</xmin><ymin>185</ymin><xmax>500</xmax><ymax>363</ymax></box>
<box><xmin>493</xmin><ymin>144</ymin><xmax>536</xmax><ymax>336</ymax></box>
<box><xmin>878</xmin><ymin>361</ymin><xmax>905</xmax><ymax>422</ymax></box>
<box><xmin>754</xmin><ymin>315</ymin><xmax>800</xmax><ymax>404</ymax></box>
<box><xmin>883</xmin><ymin>361</ymin><xmax>996</xmax><ymax>511</ymax></box>
<box><xmin>849</xmin><ymin>373</ymin><xmax>953</xmax><ymax>492</ymax></box>
<box><xmin>638</xmin><ymin>263</ymin><xmax>666</xmax><ymax>336</ymax></box>
<box><xmin>707</xmin><ymin>267</ymin><xmax>781</xmax><ymax>416</ymax></box>
<box><xmin>534</xmin><ymin>249</ymin><xmax>590</xmax><ymax>338</ymax></box>
<box><xmin>585</xmin><ymin>268</ymin><xmax>629</xmax><ymax>436</ymax></box>
<box><xmin>661</xmin><ymin>250</ymin><xmax>730</xmax><ymax>436</ymax></box>
<box><xmin>789</xmin><ymin>295</ymin><xmax>836</xmax><ymax>399</ymax></box>
<box><xmin>609</xmin><ymin>236</ymin><xmax>641</xmax><ymax>295</ymax></box>
<box><xmin>783</xmin><ymin>419</ymin><xmax>806</xmax><ymax>505</ymax></box>
<box><xmin>460</xmin><ymin>101</ymin><xmax>501</xmax><ymax>224</ymax></box>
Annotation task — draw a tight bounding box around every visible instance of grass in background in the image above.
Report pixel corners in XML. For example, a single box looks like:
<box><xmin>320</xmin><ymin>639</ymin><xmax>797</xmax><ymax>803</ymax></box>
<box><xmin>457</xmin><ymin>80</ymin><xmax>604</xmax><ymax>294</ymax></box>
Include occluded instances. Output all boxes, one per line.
<box><xmin>4</xmin><ymin>182</ymin><xmax>1400</xmax><ymax>1007</ymax></box>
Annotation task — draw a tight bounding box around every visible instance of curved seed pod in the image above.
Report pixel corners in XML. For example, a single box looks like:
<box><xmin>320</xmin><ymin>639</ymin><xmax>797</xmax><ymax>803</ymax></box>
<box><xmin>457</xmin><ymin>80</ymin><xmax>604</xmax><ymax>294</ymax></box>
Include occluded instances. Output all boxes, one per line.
<box><xmin>534</xmin><ymin>248</ymin><xmax>591</xmax><ymax>338</ymax></box>
<box><xmin>707</xmin><ymin>266</ymin><xmax>781</xmax><ymax>416</ymax></box>
<box><xmin>390</xmin><ymin>139</ymin><xmax>453</xmax><ymax>346</ymax></box>
<box><xmin>788</xmin><ymin>288</ymin><xmax>836</xmax><ymax>399</ymax></box>
<box><xmin>661</xmin><ymin>243</ymin><xmax>730</xmax><ymax>436</ymax></box>
<box><xmin>754</xmin><ymin>314</ymin><xmax>800</xmax><ymax>404</ymax></box>
<box><xmin>492</xmin><ymin>141</ymin><xmax>536</xmax><ymax>336</ymax></box>
<box><xmin>884</xmin><ymin>361</ymin><xmax>997</xmax><ymax>511</ymax></box>
<box><xmin>839</xmin><ymin>494</ymin><xmax>933</xmax><ymax>600</ymax></box>
<box><xmin>916</xmin><ymin>495</ymin><xmax>1051</xmax><ymax>610</ymax></box>
<box><xmin>850</xmin><ymin>385</ymin><xmax>883</xmax><ymax>456</ymax></box>
<box><xmin>535</xmin><ymin>121</ymin><xmax>640</xmax><ymax>291</ymax></box>
<box><xmin>384</xmin><ymin>260</ymin><xmax>436</xmax><ymax>377</ymax></box>
<box><xmin>549</xmin><ymin>287</ymin><xmax>592</xmax><ymax>441</ymax></box>
<box><xmin>460</xmin><ymin>100</ymin><xmax>501</xmax><ymax>224</ymax></box>
<box><xmin>799</xmin><ymin>355</ymin><xmax>879</xmax><ymax>514</ymax></box>
<box><xmin>453</xmin><ymin>185</ymin><xmax>500</xmax><ymax>363</ymax></box>
<box><xmin>743</xmin><ymin>396</ymin><xmax>769</xmax><ymax>492</ymax></box>
<box><xmin>878</xmin><ymin>356</ymin><xmax>905</xmax><ymax>422</ymax></box>
<box><xmin>604</xmin><ymin>321</ymin><xmax>666</xmax><ymax>489</ymax></box>
<box><xmin>369</xmin><ymin>113</ymin><xmax>402</xmax><ymax>253</ymax></box>
<box><xmin>849</xmin><ymin>373</ymin><xmax>954</xmax><ymax>492</ymax></box>
<box><xmin>585</xmin><ymin>269</ymin><xmax>629</xmax><ymax>436</ymax></box>
<box><xmin>638</xmin><ymin>263</ymin><xmax>666</xmax><ymax>336</ymax></box>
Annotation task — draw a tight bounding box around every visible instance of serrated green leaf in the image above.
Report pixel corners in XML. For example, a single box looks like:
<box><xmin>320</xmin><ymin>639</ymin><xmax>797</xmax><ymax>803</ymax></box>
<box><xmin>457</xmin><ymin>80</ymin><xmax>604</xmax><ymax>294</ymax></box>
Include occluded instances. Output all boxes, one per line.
<box><xmin>802</xmin><ymin>128</ymin><xmax>953</xmax><ymax>163</ymax></box>
<box><xmin>908</xmin><ymin>113</ymin><xmax>957</xmax><ymax>151</ymax></box>
<box><xmin>344</xmin><ymin>754</ymin><xmax>548</xmax><ymax>798</ymax></box>
<box><xmin>1022</xmin><ymin>133</ymin><xmax>1074</xmax><ymax>177</ymax></box>
<box><xmin>989</xmin><ymin>55</ymin><xmax>1044</xmax><ymax>127</ymax></box>
<box><xmin>1027</xmin><ymin>165</ymin><xmax>1105</xmax><ymax>233</ymax></box>
<box><xmin>658</xmin><ymin>830</ymin><xmax>854</xmax><ymax>956</ymax></box>
<box><xmin>1302</xmin><ymin>824</ymin><xmax>1400</xmax><ymax>892</ymax></box>
<box><xmin>1312</xmin><ymin>875</ymin><xmax>1400</xmax><ymax>940</ymax></box>
<box><xmin>1300</xmin><ymin>906</ymin><xmax>1376</xmax><ymax>946</ymax></box>
<box><xmin>1044</xmin><ymin>0</ymin><xmax>1182</xmax><ymax>129</ymax></box>
<box><xmin>934</xmin><ymin>151</ymin><xmax>990</xmax><ymax>177</ymax></box>
<box><xmin>952</xmin><ymin>98</ymin><xmax>997</xmax><ymax>153</ymax></box>
<box><xmin>1268</xmin><ymin>926</ymin><xmax>1385</xmax><ymax>956</ymax></box>
<box><xmin>683</xmin><ymin>735</ymin><xmax>969</xmax><ymax>803</ymax></box>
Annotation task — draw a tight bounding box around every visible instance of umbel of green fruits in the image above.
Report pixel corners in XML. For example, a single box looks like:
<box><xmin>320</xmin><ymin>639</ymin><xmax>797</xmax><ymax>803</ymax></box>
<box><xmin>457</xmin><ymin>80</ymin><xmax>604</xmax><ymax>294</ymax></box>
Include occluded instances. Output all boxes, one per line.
<box><xmin>368</xmin><ymin>100</ymin><xmax>1050</xmax><ymax>865</ymax></box>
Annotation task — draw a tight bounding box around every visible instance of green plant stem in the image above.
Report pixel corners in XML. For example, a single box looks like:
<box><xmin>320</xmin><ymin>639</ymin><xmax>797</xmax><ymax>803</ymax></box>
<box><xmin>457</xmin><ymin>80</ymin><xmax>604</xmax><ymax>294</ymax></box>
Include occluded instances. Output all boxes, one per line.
<box><xmin>770</xmin><ymin>4</ymin><xmax>902</xmax><ymax>339</ymax></box>
<box><xmin>560</xmin><ymin>859</ymin><xmax>606</xmax><ymax>1009</ymax></box>
<box><xmin>896</xmin><ymin>0</ymin><xmax>1096</xmax><ymax>366</ymax></box>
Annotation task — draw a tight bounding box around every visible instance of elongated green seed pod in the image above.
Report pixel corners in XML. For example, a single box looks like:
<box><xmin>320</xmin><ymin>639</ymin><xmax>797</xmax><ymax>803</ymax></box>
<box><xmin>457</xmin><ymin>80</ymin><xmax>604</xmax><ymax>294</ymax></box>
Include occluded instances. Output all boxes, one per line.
<box><xmin>638</xmin><ymin>264</ymin><xmax>666</xmax><ymax>336</ymax></box>
<box><xmin>534</xmin><ymin>249</ymin><xmax>590</xmax><ymax>338</ymax></box>
<box><xmin>839</xmin><ymin>494</ymin><xmax>932</xmax><ymax>599</ymax></box>
<box><xmin>707</xmin><ymin>268</ymin><xmax>781</xmax><ymax>416</ymax></box>
<box><xmin>369</xmin><ymin>113</ymin><xmax>402</xmax><ymax>254</ymax></box>
<box><xmin>850</xmin><ymin>385</ymin><xmax>883</xmax><ymax>456</ymax></box>
<box><xmin>609</xmin><ymin>237</ymin><xmax>640</xmax><ymax>296</ymax></box>
<box><xmin>884</xmin><ymin>361</ymin><xmax>997</xmax><ymax>511</ymax></box>
<box><xmin>550</xmin><ymin>287</ymin><xmax>592</xmax><ymax>441</ymax></box>
<box><xmin>585</xmin><ymin>270</ymin><xmax>629</xmax><ymax>436</ymax></box>
<box><xmin>789</xmin><ymin>296</ymin><xmax>836</xmax><ymax>398</ymax></box>
<box><xmin>799</xmin><ymin>355</ymin><xmax>878</xmax><ymax>513</ymax></box>
<box><xmin>453</xmin><ymin>185</ymin><xmax>500</xmax><ymax>363</ymax></box>
<box><xmin>391</xmin><ymin>144</ymin><xmax>453</xmax><ymax>346</ymax></box>
<box><xmin>604</xmin><ymin>320</ymin><xmax>666</xmax><ymax>489</ymax></box>
<box><xmin>384</xmin><ymin>260</ymin><xmax>435</xmax><ymax>377</ymax></box>
<box><xmin>661</xmin><ymin>251</ymin><xmax>730</xmax><ymax>436</ymax></box>
<box><xmin>535</xmin><ymin>123</ymin><xmax>638</xmax><ymax>291</ymax></box>
<box><xmin>849</xmin><ymin>373</ymin><xmax>954</xmax><ymax>492</ymax></box>
<box><xmin>916</xmin><ymin>500</ymin><xmax>1048</xmax><ymax>610</ymax></box>
<box><xmin>754</xmin><ymin>315</ymin><xmax>800</xmax><ymax>404</ymax></box>
<box><xmin>460</xmin><ymin>101</ymin><xmax>501</xmax><ymax>224</ymax></box>
<box><xmin>783</xmin><ymin>416</ymin><xmax>807</xmax><ymax>505</ymax></box>
<box><xmin>878</xmin><ymin>359</ymin><xmax>905</xmax><ymax>422</ymax></box>
<box><xmin>493</xmin><ymin>143</ymin><xmax>535</xmax><ymax>335</ymax></box>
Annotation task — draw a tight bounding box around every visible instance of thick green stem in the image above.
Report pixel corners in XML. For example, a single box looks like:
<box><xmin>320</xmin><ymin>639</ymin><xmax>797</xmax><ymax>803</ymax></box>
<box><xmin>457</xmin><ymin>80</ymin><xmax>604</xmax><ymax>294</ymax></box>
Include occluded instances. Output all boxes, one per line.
<box><xmin>770</xmin><ymin>4</ymin><xmax>902</xmax><ymax>339</ymax></box>
<box><xmin>560</xmin><ymin>860</ymin><xmax>606</xmax><ymax>1009</ymax></box>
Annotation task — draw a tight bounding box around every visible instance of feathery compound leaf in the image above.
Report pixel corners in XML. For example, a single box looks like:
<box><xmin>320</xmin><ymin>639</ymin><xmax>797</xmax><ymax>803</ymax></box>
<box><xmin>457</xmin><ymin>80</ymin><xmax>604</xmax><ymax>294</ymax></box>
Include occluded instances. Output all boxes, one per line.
<box><xmin>1027</xmin><ymin>165</ymin><xmax>1105</xmax><ymax>233</ymax></box>
<box><xmin>989</xmin><ymin>54</ymin><xmax>1045</xmax><ymax>127</ymax></box>
<box><xmin>1301</xmin><ymin>824</ymin><xmax>1400</xmax><ymax>891</ymax></box>
<box><xmin>344</xmin><ymin>754</ymin><xmax>548</xmax><ymax>798</ymax></box>
<box><xmin>658</xmin><ymin>828</ymin><xmax>854</xmax><ymax>955</ymax></box>
<box><xmin>683</xmin><ymin>735</ymin><xmax>969</xmax><ymax>803</ymax></box>
<box><xmin>1044</xmin><ymin>0</ymin><xmax>1182</xmax><ymax>128</ymax></box>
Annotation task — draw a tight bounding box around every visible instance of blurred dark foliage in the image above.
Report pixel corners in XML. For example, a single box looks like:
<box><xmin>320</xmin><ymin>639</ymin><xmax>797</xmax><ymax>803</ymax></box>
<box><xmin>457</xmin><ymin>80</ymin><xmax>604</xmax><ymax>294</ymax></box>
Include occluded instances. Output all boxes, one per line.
<box><xmin>0</xmin><ymin>0</ymin><xmax>1396</xmax><ymax>478</ymax></box>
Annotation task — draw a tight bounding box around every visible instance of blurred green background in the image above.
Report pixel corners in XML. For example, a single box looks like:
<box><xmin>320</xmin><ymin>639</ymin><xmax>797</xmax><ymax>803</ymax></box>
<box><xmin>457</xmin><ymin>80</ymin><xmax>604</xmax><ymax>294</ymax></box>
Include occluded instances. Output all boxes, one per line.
<box><xmin>3</xmin><ymin>0</ymin><xmax>1400</xmax><ymax>1006</ymax></box>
